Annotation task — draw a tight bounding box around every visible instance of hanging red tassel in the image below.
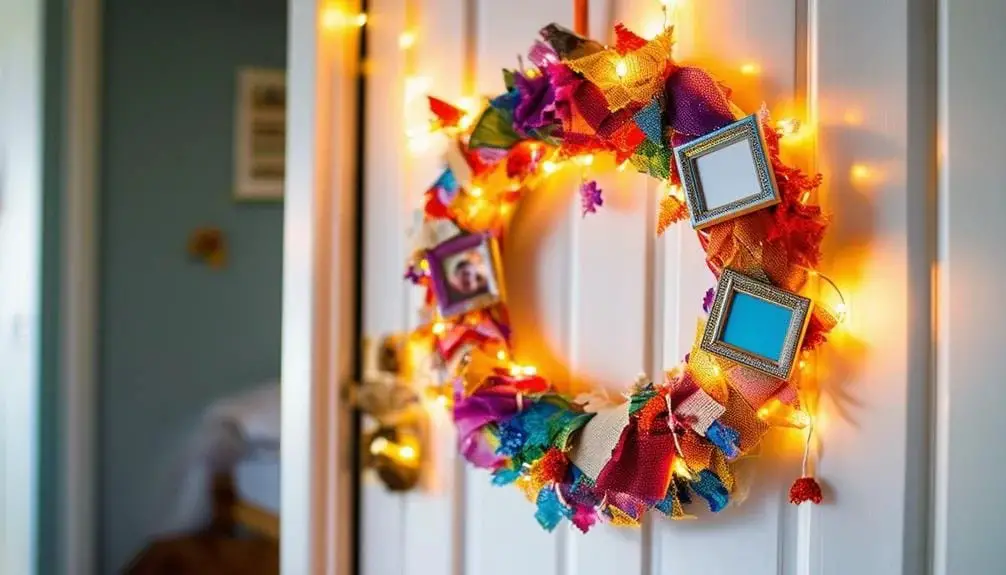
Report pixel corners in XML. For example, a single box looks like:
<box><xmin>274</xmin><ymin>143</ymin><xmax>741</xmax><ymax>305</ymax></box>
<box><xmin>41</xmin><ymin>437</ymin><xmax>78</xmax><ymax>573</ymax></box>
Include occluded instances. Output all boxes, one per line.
<box><xmin>788</xmin><ymin>476</ymin><xmax>823</xmax><ymax>505</ymax></box>
<box><xmin>789</xmin><ymin>401</ymin><xmax>821</xmax><ymax>505</ymax></box>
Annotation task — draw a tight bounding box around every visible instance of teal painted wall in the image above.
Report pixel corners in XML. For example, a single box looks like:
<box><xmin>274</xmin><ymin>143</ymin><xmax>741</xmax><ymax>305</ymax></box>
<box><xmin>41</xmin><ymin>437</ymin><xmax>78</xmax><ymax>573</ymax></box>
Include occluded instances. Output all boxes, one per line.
<box><xmin>99</xmin><ymin>0</ymin><xmax>286</xmax><ymax>571</ymax></box>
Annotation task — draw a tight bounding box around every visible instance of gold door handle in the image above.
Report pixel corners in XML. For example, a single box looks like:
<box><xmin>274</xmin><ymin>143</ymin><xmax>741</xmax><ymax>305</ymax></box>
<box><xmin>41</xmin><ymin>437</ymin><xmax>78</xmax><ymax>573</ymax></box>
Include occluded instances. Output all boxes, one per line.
<box><xmin>352</xmin><ymin>334</ymin><xmax>424</xmax><ymax>492</ymax></box>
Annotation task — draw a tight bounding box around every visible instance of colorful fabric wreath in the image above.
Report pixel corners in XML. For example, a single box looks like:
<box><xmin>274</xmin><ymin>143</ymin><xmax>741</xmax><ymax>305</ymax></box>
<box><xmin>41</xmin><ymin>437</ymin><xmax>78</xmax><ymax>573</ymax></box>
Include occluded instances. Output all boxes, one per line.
<box><xmin>404</xmin><ymin>23</ymin><xmax>836</xmax><ymax>533</ymax></box>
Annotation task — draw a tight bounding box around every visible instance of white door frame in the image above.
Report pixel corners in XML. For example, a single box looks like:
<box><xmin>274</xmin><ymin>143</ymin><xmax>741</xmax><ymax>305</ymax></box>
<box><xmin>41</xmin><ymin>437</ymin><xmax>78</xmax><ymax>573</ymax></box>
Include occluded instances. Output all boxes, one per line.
<box><xmin>60</xmin><ymin>1</ymin><xmax>360</xmax><ymax>573</ymax></box>
<box><xmin>280</xmin><ymin>1</ymin><xmax>361</xmax><ymax>574</ymax></box>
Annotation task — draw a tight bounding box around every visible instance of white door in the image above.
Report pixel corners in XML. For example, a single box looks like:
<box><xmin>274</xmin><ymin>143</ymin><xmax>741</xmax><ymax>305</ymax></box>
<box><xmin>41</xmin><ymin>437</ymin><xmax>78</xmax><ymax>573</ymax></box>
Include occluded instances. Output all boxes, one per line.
<box><xmin>359</xmin><ymin>0</ymin><xmax>933</xmax><ymax>574</ymax></box>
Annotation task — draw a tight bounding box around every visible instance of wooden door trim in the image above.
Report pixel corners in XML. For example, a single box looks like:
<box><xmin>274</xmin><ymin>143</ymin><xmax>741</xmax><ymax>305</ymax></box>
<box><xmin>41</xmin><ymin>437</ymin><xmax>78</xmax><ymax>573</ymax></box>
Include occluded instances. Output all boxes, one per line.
<box><xmin>62</xmin><ymin>0</ymin><xmax>101</xmax><ymax>572</ymax></box>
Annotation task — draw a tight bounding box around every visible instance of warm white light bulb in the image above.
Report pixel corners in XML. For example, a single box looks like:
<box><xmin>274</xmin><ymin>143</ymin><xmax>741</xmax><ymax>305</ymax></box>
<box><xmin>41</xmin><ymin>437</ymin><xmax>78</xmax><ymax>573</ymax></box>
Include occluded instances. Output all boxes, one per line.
<box><xmin>777</xmin><ymin>117</ymin><xmax>800</xmax><ymax>135</ymax></box>
<box><xmin>834</xmin><ymin>302</ymin><xmax>849</xmax><ymax>324</ymax></box>
<box><xmin>398</xmin><ymin>445</ymin><xmax>417</xmax><ymax>461</ymax></box>
<box><xmin>456</xmin><ymin>96</ymin><xmax>479</xmax><ymax>113</ymax></box>
<box><xmin>321</xmin><ymin>7</ymin><xmax>343</xmax><ymax>30</ymax></box>
<box><xmin>850</xmin><ymin>164</ymin><xmax>871</xmax><ymax>180</ymax></box>
<box><xmin>642</xmin><ymin>21</ymin><xmax>666</xmax><ymax>41</ymax></box>
<box><xmin>615</xmin><ymin>59</ymin><xmax>629</xmax><ymax>78</ymax></box>
<box><xmin>406</xmin><ymin>134</ymin><xmax>431</xmax><ymax>155</ymax></box>
<box><xmin>790</xmin><ymin>411</ymin><xmax>812</xmax><ymax>428</ymax></box>
<box><xmin>398</xmin><ymin>31</ymin><xmax>417</xmax><ymax>49</ymax></box>
<box><xmin>403</xmin><ymin>76</ymin><xmax>433</xmax><ymax>103</ymax></box>
<box><xmin>672</xmin><ymin>458</ymin><xmax>693</xmax><ymax>479</ymax></box>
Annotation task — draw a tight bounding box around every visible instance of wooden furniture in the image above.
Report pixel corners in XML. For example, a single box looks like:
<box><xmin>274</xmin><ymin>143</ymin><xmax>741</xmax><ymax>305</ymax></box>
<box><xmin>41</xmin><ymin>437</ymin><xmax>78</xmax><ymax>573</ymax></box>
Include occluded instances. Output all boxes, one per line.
<box><xmin>211</xmin><ymin>471</ymin><xmax>280</xmax><ymax>540</ymax></box>
<box><xmin>125</xmin><ymin>535</ymin><xmax>278</xmax><ymax>575</ymax></box>
<box><xmin>125</xmin><ymin>471</ymin><xmax>279</xmax><ymax>574</ymax></box>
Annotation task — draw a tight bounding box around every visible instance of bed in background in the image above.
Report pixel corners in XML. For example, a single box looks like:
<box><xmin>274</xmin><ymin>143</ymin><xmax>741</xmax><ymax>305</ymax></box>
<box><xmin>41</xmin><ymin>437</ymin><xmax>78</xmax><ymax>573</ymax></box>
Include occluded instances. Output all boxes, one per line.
<box><xmin>163</xmin><ymin>382</ymin><xmax>281</xmax><ymax>541</ymax></box>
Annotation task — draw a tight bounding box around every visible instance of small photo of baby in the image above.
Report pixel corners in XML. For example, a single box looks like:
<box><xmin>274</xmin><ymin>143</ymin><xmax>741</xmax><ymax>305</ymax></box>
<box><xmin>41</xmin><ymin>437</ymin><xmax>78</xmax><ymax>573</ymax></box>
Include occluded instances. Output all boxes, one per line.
<box><xmin>427</xmin><ymin>233</ymin><xmax>503</xmax><ymax>317</ymax></box>
<box><xmin>443</xmin><ymin>248</ymin><xmax>492</xmax><ymax>303</ymax></box>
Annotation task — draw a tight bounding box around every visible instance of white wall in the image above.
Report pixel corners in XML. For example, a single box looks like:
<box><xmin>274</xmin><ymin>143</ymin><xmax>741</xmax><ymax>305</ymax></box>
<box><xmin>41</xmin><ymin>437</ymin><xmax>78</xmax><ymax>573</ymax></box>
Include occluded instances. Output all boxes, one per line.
<box><xmin>0</xmin><ymin>0</ymin><xmax>43</xmax><ymax>574</ymax></box>
<box><xmin>935</xmin><ymin>1</ymin><xmax>1006</xmax><ymax>573</ymax></box>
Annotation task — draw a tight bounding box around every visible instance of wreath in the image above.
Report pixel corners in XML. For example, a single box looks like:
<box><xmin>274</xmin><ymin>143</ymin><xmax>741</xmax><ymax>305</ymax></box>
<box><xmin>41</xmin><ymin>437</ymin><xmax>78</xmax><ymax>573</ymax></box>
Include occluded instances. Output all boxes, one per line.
<box><xmin>402</xmin><ymin>21</ymin><xmax>843</xmax><ymax>533</ymax></box>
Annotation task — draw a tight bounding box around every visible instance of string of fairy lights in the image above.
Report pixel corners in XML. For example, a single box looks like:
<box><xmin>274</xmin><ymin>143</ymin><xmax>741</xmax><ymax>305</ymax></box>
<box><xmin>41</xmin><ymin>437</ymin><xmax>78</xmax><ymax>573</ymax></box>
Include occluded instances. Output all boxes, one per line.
<box><xmin>325</xmin><ymin>0</ymin><xmax>857</xmax><ymax>477</ymax></box>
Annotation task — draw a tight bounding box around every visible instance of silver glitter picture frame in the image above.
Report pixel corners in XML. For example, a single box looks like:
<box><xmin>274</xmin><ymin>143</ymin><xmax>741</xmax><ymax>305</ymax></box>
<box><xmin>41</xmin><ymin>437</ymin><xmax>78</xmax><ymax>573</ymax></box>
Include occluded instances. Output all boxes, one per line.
<box><xmin>701</xmin><ymin>269</ymin><xmax>813</xmax><ymax>380</ymax></box>
<box><xmin>673</xmin><ymin>114</ymin><xmax>781</xmax><ymax>230</ymax></box>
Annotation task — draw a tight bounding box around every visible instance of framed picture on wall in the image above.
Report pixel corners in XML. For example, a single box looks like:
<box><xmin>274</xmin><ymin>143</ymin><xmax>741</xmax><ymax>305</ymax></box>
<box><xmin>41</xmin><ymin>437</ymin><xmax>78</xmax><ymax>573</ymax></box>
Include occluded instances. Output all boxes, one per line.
<box><xmin>234</xmin><ymin>68</ymin><xmax>286</xmax><ymax>201</ymax></box>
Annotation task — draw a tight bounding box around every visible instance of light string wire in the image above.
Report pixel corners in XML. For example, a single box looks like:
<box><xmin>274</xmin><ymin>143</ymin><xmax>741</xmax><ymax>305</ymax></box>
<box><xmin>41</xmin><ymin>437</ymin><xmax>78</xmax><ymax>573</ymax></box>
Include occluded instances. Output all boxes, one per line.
<box><xmin>812</xmin><ymin>269</ymin><xmax>848</xmax><ymax>320</ymax></box>
<box><xmin>801</xmin><ymin>417</ymin><xmax>814</xmax><ymax>476</ymax></box>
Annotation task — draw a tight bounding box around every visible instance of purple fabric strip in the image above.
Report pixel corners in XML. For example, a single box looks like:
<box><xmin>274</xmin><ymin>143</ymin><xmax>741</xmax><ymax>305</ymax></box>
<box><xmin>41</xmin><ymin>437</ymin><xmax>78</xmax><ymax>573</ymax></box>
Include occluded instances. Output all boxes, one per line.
<box><xmin>666</xmin><ymin>67</ymin><xmax>735</xmax><ymax>142</ymax></box>
<box><xmin>459</xmin><ymin>428</ymin><xmax>504</xmax><ymax>469</ymax></box>
<box><xmin>453</xmin><ymin>383</ymin><xmax>521</xmax><ymax>468</ymax></box>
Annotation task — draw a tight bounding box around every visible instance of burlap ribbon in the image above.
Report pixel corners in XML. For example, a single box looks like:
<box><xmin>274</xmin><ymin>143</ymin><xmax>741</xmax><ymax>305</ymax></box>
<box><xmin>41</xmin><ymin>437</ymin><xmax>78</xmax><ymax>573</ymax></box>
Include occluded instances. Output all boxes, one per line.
<box><xmin>594</xmin><ymin>400</ymin><xmax>677</xmax><ymax>503</ymax></box>
<box><xmin>717</xmin><ymin>389</ymin><xmax>769</xmax><ymax>454</ymax></box>
<box><xmin>564</xmin><ymin>30</ymin><xmax>673</xmax><ymax>112</ymax></box>
<box><xmin>687</xmin><ymin>320</ymin><xmax>730</xmax><ymax>402</ymax></box>
<box><xmin>569</xmin><ymin>402</ymin><xmax>631</xmax><ymax>481</ymax></box>
<box><xmin>665</xmin><ymin>66</ymin><xmax>735</xmax><ymax>143</ymax></box>
<box><xmin>725</xmin><ymin>366</ymin><xmax>794</xmax><ymax>411</ymax></box>
<box><xmin>561</xmin><ymin>80</ymin><xmax>645</xmax><ymax>157</ymax></box>
<box><xmin>673</xmin><ymin>386</ymin><xmax>726</xmax><ymax>436</ymax></box>
<box><xmin>701</xmin><ymin>210</ymin><xmax>808</xmax><ymax>292</ymax></box>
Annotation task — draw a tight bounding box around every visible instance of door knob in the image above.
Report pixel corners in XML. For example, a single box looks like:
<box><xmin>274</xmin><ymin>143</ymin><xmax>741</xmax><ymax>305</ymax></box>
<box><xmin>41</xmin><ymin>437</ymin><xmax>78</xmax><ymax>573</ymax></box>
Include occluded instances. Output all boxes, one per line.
<box><xmin>351</xmin><ymin>334</ymin><xmax>425</xmax><ymax>492</ymax></box>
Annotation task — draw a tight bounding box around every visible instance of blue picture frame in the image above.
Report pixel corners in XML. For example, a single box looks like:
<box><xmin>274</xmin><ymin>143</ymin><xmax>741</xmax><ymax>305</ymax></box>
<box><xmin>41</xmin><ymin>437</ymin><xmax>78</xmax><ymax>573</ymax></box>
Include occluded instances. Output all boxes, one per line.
<box><xmin>701</xmin><ymin>269</ymin><xmax>813</xmax><ymax>380</ymax></box>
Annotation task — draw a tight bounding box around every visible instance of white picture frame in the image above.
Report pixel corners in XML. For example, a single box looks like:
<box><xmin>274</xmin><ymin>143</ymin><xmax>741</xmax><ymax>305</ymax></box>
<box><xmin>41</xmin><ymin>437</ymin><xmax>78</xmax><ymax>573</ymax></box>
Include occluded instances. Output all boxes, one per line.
<box><xmin>673</xmin><ymin>114</ymin><xmax>781</xmax><ymax>229</ymax></box>
<box><xmin>234</xmin><ymin>67</ymin><xmax>287</xmax><ymax>201</ymax></box>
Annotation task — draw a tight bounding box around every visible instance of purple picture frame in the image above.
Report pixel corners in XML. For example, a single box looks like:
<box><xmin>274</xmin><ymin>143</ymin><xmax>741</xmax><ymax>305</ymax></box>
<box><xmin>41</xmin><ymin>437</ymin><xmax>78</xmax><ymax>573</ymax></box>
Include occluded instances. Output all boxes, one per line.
<box><xmin>426</xmin><ymin>232</ymin><xmax>505</xmax><ymax>318</ymax></box>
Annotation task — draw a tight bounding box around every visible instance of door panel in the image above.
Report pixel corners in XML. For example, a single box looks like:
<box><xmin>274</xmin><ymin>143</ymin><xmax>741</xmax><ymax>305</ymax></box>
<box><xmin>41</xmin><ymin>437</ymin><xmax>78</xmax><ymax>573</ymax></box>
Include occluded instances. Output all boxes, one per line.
<box><xmin>655</xmin><ymin>2</ymin><xmax>802</xmax><ymax>573</ymax></box>
<box><xmin>361</xmin><ymin>0</ymin><xmax>929</xmax><ymax>573</ymax></box>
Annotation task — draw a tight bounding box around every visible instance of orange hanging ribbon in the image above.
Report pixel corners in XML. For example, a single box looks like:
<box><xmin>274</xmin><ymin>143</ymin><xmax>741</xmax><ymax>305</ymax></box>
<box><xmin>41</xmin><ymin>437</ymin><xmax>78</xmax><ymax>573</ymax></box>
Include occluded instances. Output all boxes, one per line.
<box><xmin>574</xmin><ymin>0</ymin><xmax>589</xmax><ymax>35</ymax></box>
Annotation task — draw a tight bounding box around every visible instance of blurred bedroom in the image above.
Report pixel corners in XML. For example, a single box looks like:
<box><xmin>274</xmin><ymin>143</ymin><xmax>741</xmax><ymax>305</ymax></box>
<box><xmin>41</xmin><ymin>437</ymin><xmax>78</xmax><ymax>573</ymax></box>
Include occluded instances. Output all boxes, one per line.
<box><xmin>98</xmin><ymin>0</ymin><xmax>286</xmax><ymax>571</ymax></box>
